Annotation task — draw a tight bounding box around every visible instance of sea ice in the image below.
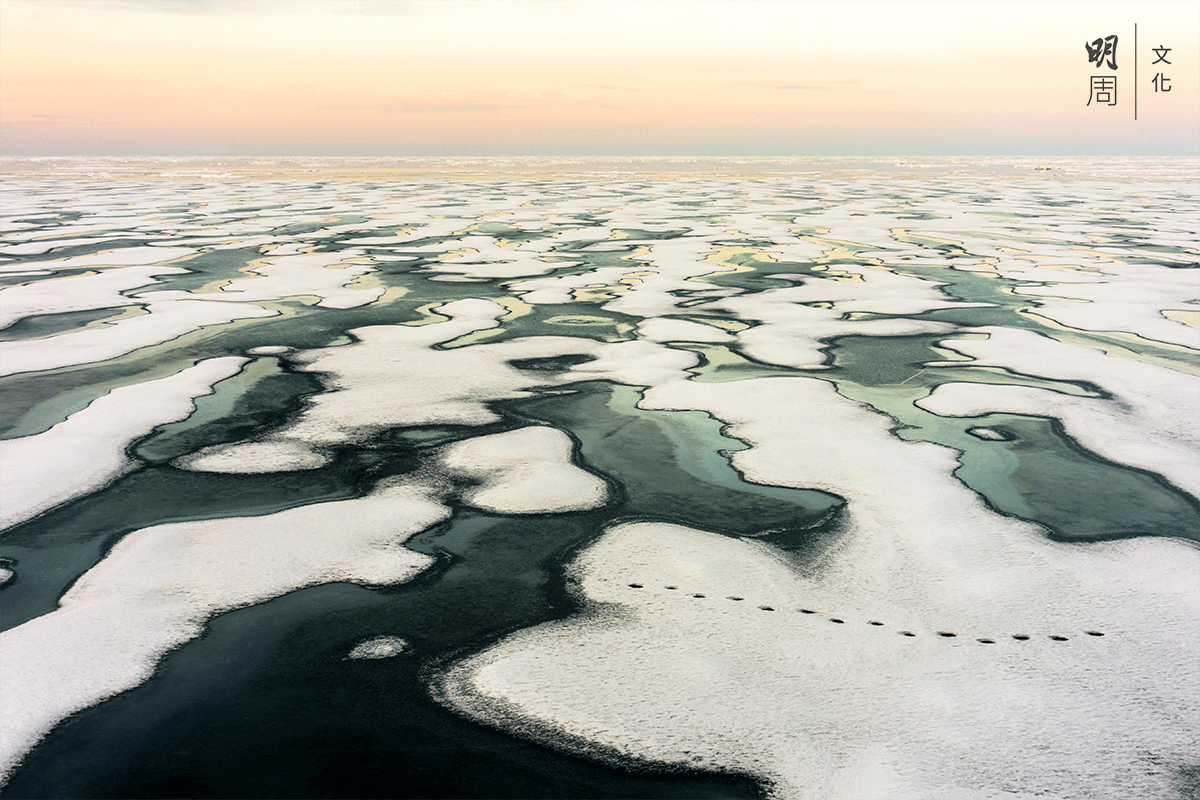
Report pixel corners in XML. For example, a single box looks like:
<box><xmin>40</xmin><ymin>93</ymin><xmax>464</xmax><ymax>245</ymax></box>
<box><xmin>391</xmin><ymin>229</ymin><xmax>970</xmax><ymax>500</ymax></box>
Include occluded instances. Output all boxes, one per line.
<box><xmin>0</xmin><ymin>300</ymin><xmax>275</xmax><ymax>377</ymax></box>
<box><xmin>0</xmin><ymin>421</ymin><xmax>610</xmax><ymax>782</ymax></box>
<box><xmin>179</xmin><ymin>299</ymin><xmax>696</xmax><ymax>472</ymax></box>
<box><xmin>0</xmin><ymin>480</ymin><xmax>448</xmax><ymax>783</ymax></box>
<box><xmin>435</xmin><ymin>426</ymin><xmax>608</xmax><ymax>514</ymax></box>
<box><xmin>919</xmin><ymin>327</ymin><xmax>1200</xmax><ymax>499</ymax></box>
<box><xmin>434</xmin><ymin>377</ymin><xmax>1200</xmax><ymax>799</ymax></box>
<box><xmin>0</xmin><ymin>265</ymin><xmax>188</xmax><ymax>330</ymax></box>
<box><xmin>0</xmin><ymin>358</ymin><xmax>247</xmax><ymax>531</ymax></box>
<box><xmin>346</xmin><ymin>636</ymin><xmax>408</xmax><ymax>660</ymax></box>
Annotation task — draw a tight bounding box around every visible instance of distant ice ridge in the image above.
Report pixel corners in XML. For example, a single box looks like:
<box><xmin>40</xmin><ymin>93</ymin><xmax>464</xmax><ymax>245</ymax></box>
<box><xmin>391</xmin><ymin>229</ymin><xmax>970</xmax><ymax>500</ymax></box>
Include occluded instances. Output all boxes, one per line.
<box><xmin>0</xmin><ymin>424</ymin><xmax>607</xmax><ymax>783</ymax></box>
<box><xmin>0</xmin><ymin>358</ymin><xmax>248</xmax><ymax>531</ymax></box>
<box><xmin>433</xmin><ymin>377</ymin><xmax>1200</xmax><ymax>799</ymax></box>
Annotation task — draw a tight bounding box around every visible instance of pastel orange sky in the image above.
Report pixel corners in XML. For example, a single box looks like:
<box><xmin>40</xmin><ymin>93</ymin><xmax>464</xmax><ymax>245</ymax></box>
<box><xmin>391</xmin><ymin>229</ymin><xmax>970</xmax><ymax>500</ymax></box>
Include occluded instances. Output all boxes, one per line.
<box><xmin>1</xmin><ymin>0</ymin><xmax>1197</xmax><ymax>155</ymax></box>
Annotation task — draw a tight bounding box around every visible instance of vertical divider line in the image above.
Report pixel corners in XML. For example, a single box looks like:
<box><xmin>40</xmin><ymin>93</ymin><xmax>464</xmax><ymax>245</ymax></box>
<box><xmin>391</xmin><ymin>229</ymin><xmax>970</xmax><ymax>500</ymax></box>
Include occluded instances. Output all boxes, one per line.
<box><xmin>1135</xmin><ymin>23</ymin><xmax>1138</xmax><ymax>120</ymax></box>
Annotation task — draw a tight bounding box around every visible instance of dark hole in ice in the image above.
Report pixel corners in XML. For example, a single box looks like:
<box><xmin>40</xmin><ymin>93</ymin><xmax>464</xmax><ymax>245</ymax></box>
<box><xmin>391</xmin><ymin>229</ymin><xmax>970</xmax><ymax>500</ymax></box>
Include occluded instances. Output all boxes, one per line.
<box><xmin>727</xmin><ymin>596</ymin><xmax>744</xmax><ymax>601</ymax></box>
<box><xmin>628</xmin><ymin>583</ymin><xmax>643</xmax><ymax>589</ymax></box>
<box><xmin>1013</xmin><ymin>634</ymin><xmax>1030</xmax><ymax>640</ymax></box>
<box><xmin>830</xmin><ymin>618</ymin><xmax>844</xmax><ymax>624</ymax></box>
<box><xmin>665</xmin><ymin>585</ymin><xmax>678</xmax><ymax>590</ymax></box>
<box><xmin>692</xmin><ymin>593</ymin><xmax>706</xmax><ymax>598</ymax></box>
<box><xmin>900</xmin><ymin>631</ymin><xmax>917</xmax><ymax>637</ymax></box>
<box><xmin>937</xmin><ymin>632</ymin><xmax>957</xmax><ymax>638</ymax></box>
<box><xmin>977</xmin><ymin>638</ymin><xmax>996</xmax><ymax>644</ymax></box>
<box><xmin>799</xmin><ymin>609</ymin><xmax>816</xmax><ymax>614</ymax></box>
<box><xmin>868</xmin><ymin>621</ymin><xmax>884</xmax><ymax>626</ymax></box>
<box><xmin>758</xmin><ymin>606</ymin><xmax>775</xmax><ymax>611</ymax></box>
<box><xmin>1086</xmin><ymin>631</ymin><xmax>1105</xmax><ymax>637</ymax></box>
<box><xmin>1049</xmin><ymin>635</ymin><xmax>1069</xmax><ymax>641</ymax></box>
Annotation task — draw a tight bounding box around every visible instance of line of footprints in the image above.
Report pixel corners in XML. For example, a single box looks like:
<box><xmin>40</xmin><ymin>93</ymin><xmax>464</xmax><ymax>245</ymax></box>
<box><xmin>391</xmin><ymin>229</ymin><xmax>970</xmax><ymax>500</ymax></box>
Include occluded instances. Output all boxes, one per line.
<box><xmin>625</xmin><ymin>583</ymin><xmax>1107</xmax><ymax>644</ymax></box>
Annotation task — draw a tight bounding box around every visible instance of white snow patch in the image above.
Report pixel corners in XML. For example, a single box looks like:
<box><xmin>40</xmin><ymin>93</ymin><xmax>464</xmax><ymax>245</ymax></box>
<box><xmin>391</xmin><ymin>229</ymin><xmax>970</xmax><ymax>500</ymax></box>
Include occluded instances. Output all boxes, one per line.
<box><xmin>0</xmin><ymin>358</ymin><xmax>247</xmax><ymax>531</ymax></box>
<box><xmin>0</xmin><ymin>300</ymin><xmax>275</xmax><ymax>376</ymax></box>
<box><xmin>435</xmin><ymin>377</ymin><xmax>1200</xmax><ymax>799</ymax></box>
<box><xmin>636</xmin><ymin>318</ymin><xmax>734</xmax><ymax>343</ymax></box>
<box><xmin>346</xmin><ymin>636</ymin><xmax>408</xmax><ymax>660</ymax></box>
<box><xmin>0</xmin><ymin>480</ymin><xmax>448</xmax><ymax>783</ymax></box>
<box><xmin>180</xmin><ymin>299</ymin><xmax>695</xmax><ymax>471</ymax></box>
<box><xmin>172</xmin><ymin>439</ymin><xmax>331</xmax><ymax>473</ymax></box>
<box><xmin>920</xmin><ymin>328</ymin><xmax>1200</xmax><ymax>499</ymax></box>
<box><xmin>0</xmin><ymin>266</ymin><xmax>188</xmax><ymax>330</ymax></box>
<box><xmin>436</xmin><ymin>426</ymin><xmax>607</xmax><ymax>514</ymax></box>
<box><xmin>30</xmin><ymin>246</ymin><xmax>197</xmax><ymax>271</ymax></box>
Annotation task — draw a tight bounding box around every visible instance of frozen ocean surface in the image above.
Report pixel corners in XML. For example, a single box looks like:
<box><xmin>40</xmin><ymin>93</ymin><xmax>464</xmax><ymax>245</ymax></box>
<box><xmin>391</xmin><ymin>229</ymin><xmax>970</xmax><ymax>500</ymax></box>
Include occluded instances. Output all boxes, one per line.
<box><xmin>0</xmin><ymin>156</ymin><xmax>1197</xmax><ymax>799</ymax></box>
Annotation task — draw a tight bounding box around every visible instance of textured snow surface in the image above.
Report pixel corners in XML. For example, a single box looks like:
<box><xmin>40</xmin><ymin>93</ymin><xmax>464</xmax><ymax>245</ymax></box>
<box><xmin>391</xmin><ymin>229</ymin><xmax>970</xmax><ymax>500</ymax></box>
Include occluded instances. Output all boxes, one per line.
<box><xmin>1</xmin><ymin>170</ymin><xmax>1196</xmax><ymax>797</ymax></box>
<box><xmin>436</xmin><ymin>378</ymin><xmax>1200</xmax><ymax>800</ymax></box>
<box><xmin>919</xmin><ymin>327</ymin><xmax>1200</xmax><ymax>499</ymax></box>
<box><xmin>0</xmin><ymin>358</ymin><xmax>247</xmax><ymax>530</ymax></box>
<box><xmin>346</xmin><ymin>636</ymin><xmax>408</xmax><ymax>660</ymax></box>
<box><xmin>0</xmin><ymin>423</ymin><xmax>607</xmax><ymax>781</ymax></box>
<box><xmin>435</xmin><ymin>426</ymin><xmax>608</xmax><ymax>514</ymax></box>
<box><xmin>0</xmin><ymin>481</ymin><xmax>447</xmax><ymax>782</ymax></box>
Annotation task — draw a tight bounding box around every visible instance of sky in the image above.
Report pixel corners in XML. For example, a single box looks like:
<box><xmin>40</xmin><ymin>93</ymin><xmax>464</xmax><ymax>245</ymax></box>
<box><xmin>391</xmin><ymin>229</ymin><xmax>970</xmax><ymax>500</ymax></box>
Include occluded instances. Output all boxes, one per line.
<box><xmin>1</xmin><ymin>0</ymin><xmax>1197</xmax><ymax>156</ymax></box>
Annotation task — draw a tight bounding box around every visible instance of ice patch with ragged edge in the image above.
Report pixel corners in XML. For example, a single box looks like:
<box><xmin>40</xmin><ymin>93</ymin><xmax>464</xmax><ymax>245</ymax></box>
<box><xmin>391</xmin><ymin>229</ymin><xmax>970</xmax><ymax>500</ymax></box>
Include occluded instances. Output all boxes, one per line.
<box><xmin>178</xmin><ymin>299</ymin><xmax>696</xmax><ymax>473</ymax></box>
<box><xmin>137</xmin><ymin>249</ymin><xmax>385</xmax><ymax>310</ymax></box>
<box><xmin>433</xmin><ymin>377</ymin><xmax>1200</xmax><ymax>800</ymax></box>
<box><xmin>0</xmin><ymin>357</ymin><xmax>248</xmax><ymax>531</ymax></box>
<box><xmin>346</xmin><ymin>636</ymin><xmax>408</xmax><ymax>660</ymax></box>
<box><xmin>0</xmin><ymin>300</ymin><xmax>276</xmax><ymax>377</ymax></box>
<box><xmin>0</xmin><ymin>480</ymin><xmax>448</xmax><ymax>784</ymax></box>
<box><xmin>1</xmin><ymin>246</ymin><xmax>197</xmax><ymax>273</ymax></box>
<box><xmin>434</xmin><ymin>425</ymin><xmax>608</xmax><ymax>514</ymax></box>
<box><xmin>0</xmin><ymin>265</ymin><xmax>190</xmax><ymax>330</ymax></box>
<box><xmin>919</xmin><ymin>327</ymin><xmax>1200</xmax><ymax>500</ymax></box>
<box><xmin>0</xmin><ymin>421</ymin><xmax>609</xmax><ymax>784</ymax></box>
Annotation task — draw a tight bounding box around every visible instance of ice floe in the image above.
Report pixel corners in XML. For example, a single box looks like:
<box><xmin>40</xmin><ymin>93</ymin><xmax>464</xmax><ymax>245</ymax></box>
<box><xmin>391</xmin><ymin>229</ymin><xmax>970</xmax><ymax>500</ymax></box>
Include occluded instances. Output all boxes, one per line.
<box><xmin>0</xmin><ymin>358</ymin><xmax>247</xmax><ymax>531</ymax></box>
<box><xmin>0</xmin><ymin>421</ymin><xmax>609</xmax><ymax>781</ymax></box>
<box><xmin>435</xmin><ymin>426</ymin><xmax>607</xmax><ymax>514</ymax></box>
<box><xmin>27</xmin><ymin>246</ymin><xmax>197</xmax><ymax>272</ymax></box>
<box><xmin>0</xmin><ymin>265</ymin><xmax>188</xmax><ymax>330</ymax></box>
<box><xmin>0</xmin><ymin>480</ymin><xmax>448</xmax><ymax>782</ymax></box>
<box><xmin>346</xmin><ymin>636</ymin><xmax>408</xmax><ymax>660</ymax></box>
<box><xmin>137</xmin><ymin>250</ymin><xmax>384</xmax><ymax>310</ymax></box>
<box><xmin>919</xmin><ymin>327</ymin><xmax>1200</xmax><ymax>500</ymax></box>
<box><xmin>179</xmin><ymin>299</ymin><xmax>695</xmax><ymax>472</ymax></box>
<box><xmin>0</xmin><ymin>300</ymin><xmax>275</xmax><ymax>376</ymax></box>
<box><xmin>435</xmin><ymin>377</ymin><xmax>1200</xmax><ymax>799</ymax></box>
